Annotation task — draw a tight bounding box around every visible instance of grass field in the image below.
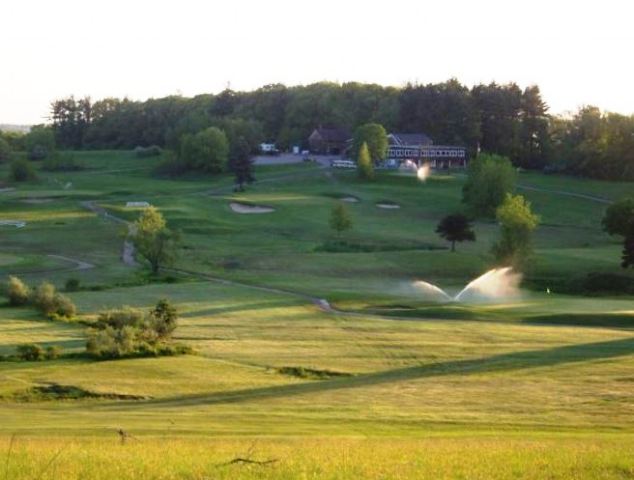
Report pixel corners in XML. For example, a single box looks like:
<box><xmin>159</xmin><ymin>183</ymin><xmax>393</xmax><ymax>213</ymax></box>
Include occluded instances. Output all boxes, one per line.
<box><xmin>1</xmin><ymin>151</ymin><xmax>633</xmax><ymax>478</ymax></box>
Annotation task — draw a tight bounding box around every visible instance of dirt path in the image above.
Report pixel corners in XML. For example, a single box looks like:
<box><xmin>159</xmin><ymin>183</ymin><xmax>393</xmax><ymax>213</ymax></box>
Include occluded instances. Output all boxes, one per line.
<box><xmin>515</xmin><ymin>183</ymin><xmax>613</xmax><ymax>204</ymax></box>
<box><xmin>47</xmin><ymin>254</ymin><xmax>95</xmax><ymax>271</ymax></box>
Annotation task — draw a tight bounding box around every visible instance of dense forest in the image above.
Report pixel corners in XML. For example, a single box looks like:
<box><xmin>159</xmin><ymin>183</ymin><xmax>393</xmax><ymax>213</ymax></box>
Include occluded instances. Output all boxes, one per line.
<box><xmin>9</xmin><ymin>80</ymin><xmax>634</xmax><ymax>180</ymax></box>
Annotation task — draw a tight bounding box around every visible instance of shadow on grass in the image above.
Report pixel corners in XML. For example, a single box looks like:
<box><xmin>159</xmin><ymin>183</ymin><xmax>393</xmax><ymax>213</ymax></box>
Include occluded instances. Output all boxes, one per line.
<box><xmin>524</xmin><ymin>314</ymin><xmax>634</xmax><ymax>329</ymax></box>
<box><xmin>106</xmin><ymin>336</ymin><xmax>634</xmax><ymax>410</ymax></box>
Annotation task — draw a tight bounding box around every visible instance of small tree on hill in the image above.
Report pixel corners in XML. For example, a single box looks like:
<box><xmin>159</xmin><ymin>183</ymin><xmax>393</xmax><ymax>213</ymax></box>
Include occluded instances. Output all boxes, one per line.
<box><xmin>436</xmin><ymin>214</ymin><xmax>476</xmax><ymax>252</ymax></box>
<box><xmin>357</xmin><ymin>142</ymin><xmax>374</xmax><ymax>180</ymax></box>
<box><xmin>179</xmin><ymin>127</ymin><xmax>229</xmax><ymax>173</ymax></box>
<box><xmin>330</xmin><ymin>203</ymin><xmax>352</xmax><ymax>236</ymax></box>
<box><xmin>602</xmin><ymin>197</ymin><xmax>634</xmax><ymax>268</ymax></box>
<box><xmin>492</xmin><ymin>194</ymin><xmax>540</xmax><ymax>268</ymax></box>
<box><xmin>132</xmin><ymin>207</ymin><xmax>179</xmax><ymax>274</ymax></box>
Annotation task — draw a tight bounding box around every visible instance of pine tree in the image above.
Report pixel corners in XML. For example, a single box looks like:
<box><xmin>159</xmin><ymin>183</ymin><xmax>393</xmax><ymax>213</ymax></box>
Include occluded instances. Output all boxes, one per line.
<box><xmin>357</xmin><ymin>142</ymin><xmax>374</xmax><ymax>180</ymax></box>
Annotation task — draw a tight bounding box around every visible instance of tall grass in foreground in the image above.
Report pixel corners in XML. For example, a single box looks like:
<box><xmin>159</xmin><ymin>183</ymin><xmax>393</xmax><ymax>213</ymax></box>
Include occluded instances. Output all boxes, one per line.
<box><xmin>2</xmin><ymin>436</ymin><xmax>634</xmax><ymax>479</ymax></box>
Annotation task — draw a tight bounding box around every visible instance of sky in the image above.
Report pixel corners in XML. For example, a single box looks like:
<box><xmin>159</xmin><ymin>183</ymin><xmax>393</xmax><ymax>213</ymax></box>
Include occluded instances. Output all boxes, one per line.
<box><xmin>2</xmin><ymin>0</ymin><xmax>634</xmax><ymax>124</ymax></box>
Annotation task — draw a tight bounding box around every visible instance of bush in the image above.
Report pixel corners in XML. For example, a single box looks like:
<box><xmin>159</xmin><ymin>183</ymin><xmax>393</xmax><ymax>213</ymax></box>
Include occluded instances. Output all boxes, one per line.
<box><xmin>42</xmin><ymin>152</ymin><xmax>84</xmax><ymax>171</ymax></box>
<box><xmin>96</xmin><ymin>307</ymin><xmax>145</xmax><ymax>330</ymax></box>
<box><xmin>134</xmin><ymin>145</ymin><xmax>162</xmax><ymax>158</ymax></box>
<box><xmin>86</xmin><ymin>325</ymin><xmax>138</xmax><ymax>359</ymax></box>
<box><xmin>65</xmin><ymin>278</ymin><xmax>81</xmax><ymax>292</ymax></box>
<box><xmin>16</xmin><ymin>344</ymin><xmax>45</xmax><ymax>361</ymax></box>
<box><xmin>154</xmin><ymin>153</ymin><xmax>189</xmax><ymax>177</ymax></box>
<box><xmin>0</xmin><ymin>137</ymin><xmax>11</xmax><ymax>162</ymax></box>
<box><xmin>32</xmin><ymin>282</ymin><xmax>76</xmax><ymax>319</ymax></box>
<box><xmin>8</xmin><ymin>158</ymin><xmax>37</xmax><ymax>182</ymax></box>
<box><xmin>45</xmin><ymin>345</ymin><xmax>62</xmax><ymax>360</ymax></box>
<box><xmin>6</xmin><ymin>276</ymin><xmax>30</xmax><ymax>306</ymax></box>
<box><xmin>149</xmin><ymin>299</ymin><xmax>178</xmax><ymax>339</ymax></box>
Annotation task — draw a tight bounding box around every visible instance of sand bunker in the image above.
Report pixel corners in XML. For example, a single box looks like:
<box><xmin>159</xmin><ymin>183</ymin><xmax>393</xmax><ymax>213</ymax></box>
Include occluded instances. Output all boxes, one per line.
<box><xmin>126</xmin><ymin>201</ymin><xmax>151</xmax><ymax>208</ymax></box>
<box><xmin>340</xmin><ymin>196</ymin><xmax>359</xmax><ymax>203</ymax></box>
<box><xmin>376</xmin><ymin>202</ymin><xmax>400</xmax><ymax>209</ymax></box>
<box><xmin>0</xmin><ymin>188</ymin><xmax>15</xmax><ymax>194</ymax></box>
<box><xmin>0</xmin><ymin>220</ymin><xmax>26</xmax><ymax>228</ymax></box>
<box><xmin>230</xmin><ymin>202</ymin><xmax>275</xmax><ymax>214</ymax></box>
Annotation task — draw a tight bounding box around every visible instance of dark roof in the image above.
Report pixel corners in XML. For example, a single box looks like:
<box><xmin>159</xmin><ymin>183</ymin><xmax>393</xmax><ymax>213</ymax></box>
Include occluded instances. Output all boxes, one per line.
<box><xmin>313</xmin><ymin>127</ymin><xmax>351</xmax><ymax>142</ymax></box>
<box><xmin>388</xmin><ymin>133</ymin><xmax>433</xmax><ymax>146</ymax></box>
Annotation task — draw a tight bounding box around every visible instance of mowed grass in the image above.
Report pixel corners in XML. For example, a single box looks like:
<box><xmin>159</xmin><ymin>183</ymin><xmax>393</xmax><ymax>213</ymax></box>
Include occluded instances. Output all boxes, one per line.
<box><xmin>1</xmin><ymin>151</ymin><xmax>634</xmax><ymax>478</ymax></box>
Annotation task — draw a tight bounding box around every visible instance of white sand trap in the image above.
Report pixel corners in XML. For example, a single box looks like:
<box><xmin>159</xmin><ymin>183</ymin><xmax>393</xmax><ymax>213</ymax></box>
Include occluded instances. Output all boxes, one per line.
<box><xmin>230</xmin><ymin>202</ymin><xmax>275</xmax><ymax>214</ymax></box>
<box><xmin>0</xmin><ymin>220</ymin><xmax>26</xmax><ymax>228</ymax></box>
<box><xmin>376</xmin><ymin>203</ymin><xmax>400</xmax><ymax>209</ymax></box>
<box><xmin>126</xmin><ymin>201</ymin><xmax>151</xmax><ymax>208</ymax></box>
<box><xmin>340</xmin><ymin>196</ymin><xmax>359</xmax><ymax>203</ymax></box>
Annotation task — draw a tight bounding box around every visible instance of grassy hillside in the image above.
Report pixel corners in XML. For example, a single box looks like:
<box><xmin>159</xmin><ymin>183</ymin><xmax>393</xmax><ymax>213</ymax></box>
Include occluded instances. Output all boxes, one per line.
<box><xmin>0</xmin><ymin>151</ymin><xmax>633</xmax><ymax>478</ymax></box>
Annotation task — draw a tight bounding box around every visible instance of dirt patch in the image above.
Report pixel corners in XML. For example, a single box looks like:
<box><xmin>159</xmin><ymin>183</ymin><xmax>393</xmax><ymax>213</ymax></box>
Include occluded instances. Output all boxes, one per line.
<box><xmin>230</xmin><ymin>202</ymin><xmax>275</xmax><ymax>214</ymax></box>
<box><xmin>275</xmin><ymin>366</ymin><xmax>351</xmax><ymax>380</ymax></box>
<box><xmin>8</xmin><ymin>383</ymin><xmax>150</xmax><ymax>402</ymax></box>
<box><xmin>376</xmin><ymin>202</ymin><xmax>400</xmax><ymax>209</ymax></box>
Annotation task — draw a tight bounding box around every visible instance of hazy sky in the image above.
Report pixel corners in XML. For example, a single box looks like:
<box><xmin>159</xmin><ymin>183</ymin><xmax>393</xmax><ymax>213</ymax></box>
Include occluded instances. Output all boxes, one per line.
<box><xmin>3</xmin><ymin>0</ymin><xmax>633</xmax><ymax>124</ymax></box>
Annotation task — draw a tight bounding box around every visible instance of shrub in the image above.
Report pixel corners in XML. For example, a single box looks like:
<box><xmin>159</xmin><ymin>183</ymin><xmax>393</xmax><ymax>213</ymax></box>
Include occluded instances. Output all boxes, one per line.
<box><xmin>149</xmin><ymin>299</ymin><xmax>178</xmax><ymax>339</ymax></box>
<box><xmin>96</xmin><ymin>307</ymin><xmax>145</xmax><ymax>330</ymax></box>
<box><xmin>32</xmin><ymin>282</ymin><xmax>76</xmax><ymax>319</ymax></box>
<box><xmin>6</xmin><ymin>276</ymin><xmax>30</xmax><ymax>306</ymax></box>
<box><xmin>0</xmin><ymin>137</ymin><xmax>11</xmax><ymax>162</ymax></box>
<box><xmin>16</xmin><ymin>344</ymin><xmax>45</xmax><ymax>361</ymax></box>
<box><xmin>65</xmin><ymin>278</ymin><xmax>81</xmax><ymax>292</ymax></box>
<box><xmin>86</xmin><ymin>326</ymin><xmax>138</xmax><ymax>359</ymax></box>
<box><xmin>134</xmin><ymin>145</ymin><xmax>162</xmax><ymax>158</ymax></box>
<box><xmin>8</xmin><ymin>158</ymin><xmax>37</xmax><ymax>182</ymax></box>
<box><xmin>42</xmin><ymin>152</ymin><xmax>84</xmax><ymax>171</ymax></box>
<box><xmin>45</xmin><ymin>345</ymin><xmax>62</xmax><ymax>360</ymax></box>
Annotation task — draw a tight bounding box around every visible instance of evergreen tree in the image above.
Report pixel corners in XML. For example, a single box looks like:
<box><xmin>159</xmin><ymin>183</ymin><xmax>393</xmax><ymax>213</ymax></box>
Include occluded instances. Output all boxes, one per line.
<box><xmin>357</xmin><ymin>142</ymin><xmax>374</xmax><ymax>180</ymax></box>
<box><xmin>229</xmin><ymin>136</ymin><xmax>255</xmax><ymax>191</ymax></box>
<box><xmin>602</xmin><ymin>197</ymin><xmax>634</xmax><ymax>268</ymax></box>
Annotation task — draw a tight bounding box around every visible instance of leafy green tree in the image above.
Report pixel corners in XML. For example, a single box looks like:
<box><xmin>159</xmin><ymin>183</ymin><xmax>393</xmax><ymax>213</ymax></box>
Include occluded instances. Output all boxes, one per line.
<box><xmin>0</xmin><ymin>137</ymin><xmax>11</xmax><ymax>162</ymax></box>
<box><xmin>329</xmin><ymin>203</ymin><xmax>352</xmax><ymax>236</ymax></box>
<box><xmin>24</xmin><ymin>125</ymin><xmax>55</xmax><ymax>160</ymax></box>
<box><xmin>462</xmin><ymin>153</ymin><xmax>516</xmax><ymax>217</ymax></box>
<box><xmin>131</xmin><ymin>207</ymin><xmax>179</xmax><ymax>274</ymax></box>
<box><xmin>602</xmin><ymin>197</ymin><xmax>634</xmax><ymax>268</ymax></box>
<box><xmin>357</xmin><ymin>142</ymin><xmax>374</xmax><ymax>180</ymax></box>
<box><xmin>179</xmin><ymin>127</ymin><xmax>229</xmax><ymax>173</ymax></box>
<box><xmin>435</xmin><ymin>214</ymin><xmax>476</xmax><ymax>252</ymax></box>
<box><xmin>492</xmin><ymin>194</ymin><xmax>540</xmax><ymax>268</ymax></box>
<box><xmin>352</xmin><ymin>123</ymin><xmax>388</xmax><ymax>162</ymax></box>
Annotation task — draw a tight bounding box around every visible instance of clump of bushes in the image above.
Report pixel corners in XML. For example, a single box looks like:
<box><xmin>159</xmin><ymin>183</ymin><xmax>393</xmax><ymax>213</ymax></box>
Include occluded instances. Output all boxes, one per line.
<box><xmin>7</xmin><ymin>276</ymin><xmax>30</xmax><ymax>306</ymax></box>
<box><xmin>86</xmin><ymin>299</ymin><xmax>189</xmax><ymax>359</ymax></box>
<box><xmin>8</xmin><ymin>158</ymin><xmax>37</xmax><ymax>182</ymax></box>
<box><xmin>3</xmin><ymin>276</ymin><xmax>76</xmax><ymax>320</ymax></box>
<box><xmin>65</xmin><ymin>278</ymin><xmax>81</xmax><ymax>292</ymax></box>
<box><xmin>14</xmin><ymin>344</ymin><xmax>63</xmax><ymax>361</ymax></box>
<box><xmin>42</xmin><ymin>152</ymin><xmax>84</xmax><ymax>171</ymax></box>
<box><xmin>134</xmin><ymin>145</ymin><xmax>162</xmax><ymax>158</ymax></box>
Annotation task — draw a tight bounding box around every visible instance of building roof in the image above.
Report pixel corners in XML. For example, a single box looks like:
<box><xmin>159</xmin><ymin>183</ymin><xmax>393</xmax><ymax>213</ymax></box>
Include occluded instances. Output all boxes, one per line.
<box><xmin>388</xmin><ymin>133</ymin><xmax>433</xmax><ymax>146</ymax></box>
<box><xmin>312</xmin><ymin>127</ymin><xmax>351</xmax><ymax>143</ymax></box>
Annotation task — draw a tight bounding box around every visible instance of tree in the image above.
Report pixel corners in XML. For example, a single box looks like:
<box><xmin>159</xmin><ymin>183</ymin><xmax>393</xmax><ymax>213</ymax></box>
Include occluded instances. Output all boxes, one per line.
<box><xmin>24</xmin><ymin>125</ymin><xmax>55</xmax><ymax>160</ymax></box>
<box><xmin>357</xmin><ymin>142</ymin><xmax>374</xmax><ymax>180</ymax></box>
<box><xmin>0</xmin><ymin>137</ymin><xmax>11</xmax><ymax>162</ymax></box>
<box><xmin>329</xmin><ymin>203</ymin><xmax>352</xmax><ymax>236</ymax></box>
<box><xmin>179</xmin><ymin>127</ymin><xmax>229</xmax><ymax>173</ymax></box>
<box><xmin>492</xmin><ymin>194</ymin><xmax>540</xmax><ymax>268</ymax></box>
<box><xmin>436</xmin><ymin>214</ymin><xmax>476</xmax><ymax>252</ymax></box>
<box><xmin>229</xmin><ymin>136</ymin><xmax>255</xmax><ymax>191</ymax></box>
<box><xmin>149</xmin><ymin>299</ymin><xmax>178</xmax><ymax>339</ymax></box>
<box><xmin>462</xmin><ymin>153</ymin><xmax>516</xmax><ymax>217</ymax></box>
<box><xmin>131</xmin><ymin>207</ymin><xmax>179</xmax><ymax>274</ymax></box>
<box><xmin>8</xmin><ymin>158</ymin><xmax>37</xmax><ymax>182</ymax></box>
<box><xmin>352</xmin><ymin>123</ymin><xmax>388</xmax><ymax>162</ymax></box>
<box><xmin>602</xmin><ymin>197</ymin><xmax>634</xmax><ymax>268</ymax></box>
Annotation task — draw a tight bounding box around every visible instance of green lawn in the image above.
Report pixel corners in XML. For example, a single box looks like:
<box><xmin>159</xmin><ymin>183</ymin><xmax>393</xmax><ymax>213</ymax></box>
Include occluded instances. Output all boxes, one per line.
<box><xmin>1</xmin><ymin>151</ymin><xmax>633</xmax><ymax>478</ymax></box>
